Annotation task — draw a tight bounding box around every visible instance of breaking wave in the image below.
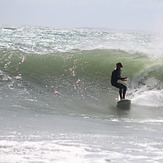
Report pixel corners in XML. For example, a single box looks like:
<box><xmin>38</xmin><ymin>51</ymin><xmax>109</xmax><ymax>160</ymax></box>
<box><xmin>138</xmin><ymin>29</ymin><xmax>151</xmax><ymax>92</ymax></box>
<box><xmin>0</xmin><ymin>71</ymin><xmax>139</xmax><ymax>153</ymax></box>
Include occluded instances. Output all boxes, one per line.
<box><xmin>0</xmin><ymin>48</ymin><xmax>163</xmax><ymax>112</ymax></box>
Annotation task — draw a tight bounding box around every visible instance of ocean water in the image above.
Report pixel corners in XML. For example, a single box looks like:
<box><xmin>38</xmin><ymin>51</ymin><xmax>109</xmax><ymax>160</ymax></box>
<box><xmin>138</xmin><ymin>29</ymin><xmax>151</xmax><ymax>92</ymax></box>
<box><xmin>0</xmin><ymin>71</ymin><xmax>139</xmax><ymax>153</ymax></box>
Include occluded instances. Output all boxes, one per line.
<box><xmin>0</xmin><ymin>26</ymin><xmax>163</xmax><ymax>163</ymax></box>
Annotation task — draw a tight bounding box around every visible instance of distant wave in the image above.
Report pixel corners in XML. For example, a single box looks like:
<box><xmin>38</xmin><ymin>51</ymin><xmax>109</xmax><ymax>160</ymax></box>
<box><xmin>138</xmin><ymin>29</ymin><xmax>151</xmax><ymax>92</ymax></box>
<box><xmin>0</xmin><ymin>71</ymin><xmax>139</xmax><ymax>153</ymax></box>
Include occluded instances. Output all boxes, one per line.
<box><xmin>1</xmin><ymin>26</ymin><xmax>162</xmax><ymax>59</ymax></box>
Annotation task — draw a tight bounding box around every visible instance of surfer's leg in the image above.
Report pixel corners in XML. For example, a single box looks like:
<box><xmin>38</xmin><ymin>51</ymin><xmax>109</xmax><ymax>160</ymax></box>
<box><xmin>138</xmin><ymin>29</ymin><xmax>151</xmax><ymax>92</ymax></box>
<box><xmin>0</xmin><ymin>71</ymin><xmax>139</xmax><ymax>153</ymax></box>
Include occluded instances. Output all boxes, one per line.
<box><xmin>122</xmin><ymin>84</ymin><xmax>127</xmax><ymax>99</ymax></box>
<box><xmin>119</xmin><ymin>87</ymin><xmax>123</xmax><ymax>99</ymax></box>
<box><xmin>115</xmin><ymin>83</ymin><xmax>127</xmax><ymax>99</ymax></box>
<box><xmin>113</xmin><ymin>83</ymin><xmax>123</xmax><ymax>99</ymax></box>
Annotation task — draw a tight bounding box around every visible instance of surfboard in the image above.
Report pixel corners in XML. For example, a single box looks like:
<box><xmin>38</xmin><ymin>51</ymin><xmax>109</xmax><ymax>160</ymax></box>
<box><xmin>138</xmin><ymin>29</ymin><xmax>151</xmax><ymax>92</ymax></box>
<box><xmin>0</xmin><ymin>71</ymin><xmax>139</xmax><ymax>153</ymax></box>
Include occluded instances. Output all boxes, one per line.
<box><xmin>117</xmin><ymin>99</ymin><xmax>131</xmax><ymax>109</ymax></box>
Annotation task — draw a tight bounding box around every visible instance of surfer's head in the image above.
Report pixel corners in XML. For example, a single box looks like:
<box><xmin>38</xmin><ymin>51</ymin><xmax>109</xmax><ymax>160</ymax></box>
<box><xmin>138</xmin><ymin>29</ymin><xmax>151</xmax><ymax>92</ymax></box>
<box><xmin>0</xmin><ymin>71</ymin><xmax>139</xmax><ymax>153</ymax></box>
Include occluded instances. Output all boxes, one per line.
<box><xmin>116</xmin><ymin>62</ymin><xmax>123</xmax><ymax>69</ymax></box>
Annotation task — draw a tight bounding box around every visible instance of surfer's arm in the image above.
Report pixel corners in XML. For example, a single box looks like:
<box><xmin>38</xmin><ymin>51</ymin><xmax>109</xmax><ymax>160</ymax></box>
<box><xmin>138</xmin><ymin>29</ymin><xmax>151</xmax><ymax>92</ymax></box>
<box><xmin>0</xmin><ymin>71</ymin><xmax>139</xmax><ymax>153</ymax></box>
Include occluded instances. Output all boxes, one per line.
<box><xmin>117</xmin><ymin>74</ymin><xmax>127</xmax><ymax>81</ymax></box>
<box><xmin>117</xmin><ymin>71</ymin><xmax>127</xmax><ymax>81</ymax></box>
<box><xmin>116</xmin><ymin>71</ymin><xmax>126</xmax><ymax>80</ymax></box>
<box><xmin>121</xmin><ymin>77</ymin><xmax>128</xmax><ymax>81</ymax></box>
<box><xmin>111</xmin><ymin>70</ymin><xmax>127</xmax><ymax>83</ymax></box>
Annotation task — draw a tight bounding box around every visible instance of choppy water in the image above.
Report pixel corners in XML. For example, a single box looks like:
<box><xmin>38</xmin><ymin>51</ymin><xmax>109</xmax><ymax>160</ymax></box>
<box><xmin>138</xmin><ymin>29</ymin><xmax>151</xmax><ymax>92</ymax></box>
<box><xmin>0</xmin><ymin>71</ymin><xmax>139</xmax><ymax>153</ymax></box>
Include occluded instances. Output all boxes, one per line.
<box><xmin>0</xmin><ymin>26</ymin><xmax>163</xmax><ymax>163</ymax></box>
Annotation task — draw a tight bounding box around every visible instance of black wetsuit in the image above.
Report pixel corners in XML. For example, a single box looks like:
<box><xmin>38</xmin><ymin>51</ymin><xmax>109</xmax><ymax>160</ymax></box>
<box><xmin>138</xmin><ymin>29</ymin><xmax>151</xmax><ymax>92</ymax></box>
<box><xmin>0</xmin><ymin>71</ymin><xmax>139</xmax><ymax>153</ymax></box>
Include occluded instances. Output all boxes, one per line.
<box><xmin>111</xmin><ymin>69</ymin><xmax>127</xmax><ymax>99</ymax></box>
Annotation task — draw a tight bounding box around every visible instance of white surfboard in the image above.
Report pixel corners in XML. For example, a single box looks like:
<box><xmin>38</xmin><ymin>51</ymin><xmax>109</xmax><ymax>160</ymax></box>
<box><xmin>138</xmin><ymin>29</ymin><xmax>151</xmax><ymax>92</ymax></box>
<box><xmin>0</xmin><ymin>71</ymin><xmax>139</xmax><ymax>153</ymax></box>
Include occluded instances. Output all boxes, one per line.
<box><xmin>117</xmin><ymin>99</ymin><xmax>131</xmax><ymax>109</ymax></box>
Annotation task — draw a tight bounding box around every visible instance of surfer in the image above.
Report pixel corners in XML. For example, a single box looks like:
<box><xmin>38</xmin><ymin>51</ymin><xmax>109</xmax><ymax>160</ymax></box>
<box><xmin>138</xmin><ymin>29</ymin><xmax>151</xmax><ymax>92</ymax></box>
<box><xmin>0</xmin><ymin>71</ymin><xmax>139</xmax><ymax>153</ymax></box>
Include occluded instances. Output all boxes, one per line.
<box><xmin>111</xmin><ymin>62</ymin><xmax>128</xmax><ymax>100</ymax></box>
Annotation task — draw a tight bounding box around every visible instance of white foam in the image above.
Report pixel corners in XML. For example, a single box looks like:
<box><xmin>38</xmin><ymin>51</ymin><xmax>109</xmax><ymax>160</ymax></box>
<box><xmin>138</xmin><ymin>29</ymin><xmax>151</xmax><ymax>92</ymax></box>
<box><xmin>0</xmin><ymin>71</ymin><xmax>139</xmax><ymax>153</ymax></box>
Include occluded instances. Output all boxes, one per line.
<box><xmin>132</xmin><ymin>89</ymin><xmax>163</xmax><ymax>107</ymax></box>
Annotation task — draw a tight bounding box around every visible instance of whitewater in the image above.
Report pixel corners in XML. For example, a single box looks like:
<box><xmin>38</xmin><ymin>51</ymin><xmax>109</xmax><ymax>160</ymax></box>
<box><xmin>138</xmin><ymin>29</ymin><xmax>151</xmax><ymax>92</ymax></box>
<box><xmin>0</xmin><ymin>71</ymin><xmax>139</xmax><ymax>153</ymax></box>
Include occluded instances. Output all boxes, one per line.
<box><xmin>0</xmin><ymin>26</ymin><xmax>163</xmax><ymax>163</ymax></box>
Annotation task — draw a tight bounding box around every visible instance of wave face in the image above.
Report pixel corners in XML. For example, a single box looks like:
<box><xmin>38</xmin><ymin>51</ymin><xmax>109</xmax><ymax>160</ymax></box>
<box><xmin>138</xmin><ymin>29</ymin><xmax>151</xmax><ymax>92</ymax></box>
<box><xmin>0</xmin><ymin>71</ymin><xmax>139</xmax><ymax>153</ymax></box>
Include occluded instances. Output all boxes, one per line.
<box><xmin>0</xmin><ymin>27</ymin><xmax>163</xmax><ymax>115</ymax></box>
